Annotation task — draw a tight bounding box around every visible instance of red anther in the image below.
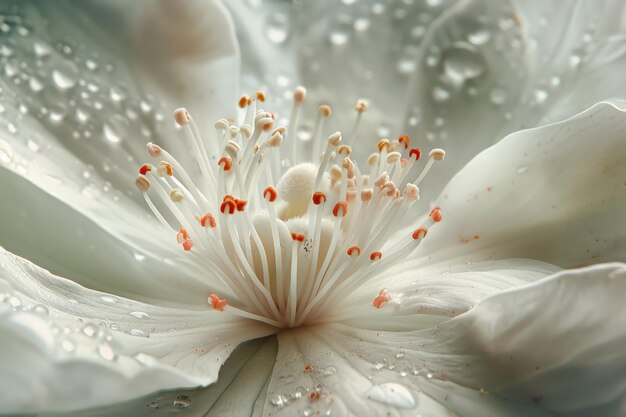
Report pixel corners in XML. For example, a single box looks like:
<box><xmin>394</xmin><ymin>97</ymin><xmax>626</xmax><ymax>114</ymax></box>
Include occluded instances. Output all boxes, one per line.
<box><xmin>182</xmin><ymin>239</ymin><xmax>193</xmax><ymax>251</ymax></box>
<box><xmin>347</xmin><ymin>245</ymin><xmax>361</xmax><ymax>257</ymax></box>
<box><xmin>220</xmin><ymin>200</ymin><xmax>236</xmax><ymax>214</ymax></box>
<box><xmin>223</xmin><ymin>194</ymin><xmax>236</xmax><ymax>203</ymax></box>
<box><xmin>179</xmin><ymin>227</ymin><xmax>189</xmax><ymax>240</ymax></box>
<box><xmin>398</xmin><ymin>135</ymin><xmax>411</xmax><ymax>149</ymax></box>
<box><xmin>370</xmin><ymin>251</ymin><xmax>382</xmax><ymax>261</ymax></box>
<box><xmin>312</xmin><ymin>191</ymin><xmax>327</xmax><ymax>205</ymax></box>
<box><xmin>332</xmin><ymin>201</ymin><xmax>348</xmax><ymax>218</ymax></box>
<box><xmin>291</xmin><ymin>233</ymin><xmax>305</xmax><ymax>242</ymax></box>
<box><xmin>377</xmin><ymin>139</ymin><xmax>390</xmax><ymax>152</ymax></box>
<box><xmin>309</xmin><ymin>392</ymin><xmax>321</xmax><ymax>401</ymax></box>
<box><xmin>409</xmin><ymin>148</ymin><xmax>422</xmax><ymax>161</ymax></box>
<box><xmin>208</xmin><ymin>293</ymin><xmax>228</xmax><ymax>311</ymax></box>
<box><xmin>238</xmin><ymin>95</ymin><xmax>249</xmax><ymax>108</ymax></box>
<box><xmin>218</xmin><ymin>156</ymin><xmax>232</xmax><ymax>171</ymax></box>
<box><xmin>429</xmin><ymin>207</ymin><xmax>442</xmax><ymax>223</ymax></box>
<box><xmin>263</xmin><ymin>186</ymin><xmax>278</xmax><ymax>202</ymax></box>
<box><xmin>372</xmin><ymin>289</ymin><xmax>390</xmax><ymax>309</ymax></box>
<box><xmin>199</xmin><ymin>213</ymin><xmax>216</xmax><ymax>228</ymax></box>
<box><xmin>235</xmin><ymin>199</ymin><xmax>248</xmax><ymax>212</ymax></box>
<box><xmin>303</xmin><ymin>364</ymin><xmax>314</xmax><ymax>372</ymax></box>
<box><xmin>139</xmin><ymin>164</ymin><xmax>152</xmax><ymax>175</ymax></box>
<box><xmin>412</xmin><ymin>227</ymin><xmax>428</xmax><ymax>240</ymax></box>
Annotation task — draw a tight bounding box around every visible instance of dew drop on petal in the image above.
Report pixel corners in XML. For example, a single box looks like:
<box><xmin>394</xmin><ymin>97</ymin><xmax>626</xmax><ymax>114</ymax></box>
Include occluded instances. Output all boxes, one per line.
<box><xmin>98</xmin><ymin>341</ymin><xmax>116</xmax><ymax>361</ymax></box>
<box><xmin>32</xmin><ymin>304</ymin><xmax>49</xmax><ymax>316</ymax></box>
<box><xmin>443</xmin><ymin>44</ymin><xmax>485</xmax><ymax>83</ymax></box>
<box><xmin>173</xmin><ymin>395</ymin><xmax>192</xmax><ymax>409</ymax></box>
<box><xmin>264</xmin><ymin>13</ymin><xmax>290</xmax><ymax>44</ymax></box>
<box><xmin>490</xmin><ymin>88</ymin><xmax>507</xmax><ymax>105</ymax></box>
<box><xmin>81</xmin><ymin>323</ymin><xmax>99</xmax><ymax>338</ymax></box>
<box><xmin>100</xmin><ymin>295</ymin><xmax>117</xmax><ymax>304</ymax></box>
<box><xmin>367</xmin><ymin>383</ymin><xmax>416</xmax><ymax>409</ymax></box>
<box><xmin>52</xmin><ymin>70</ymin><xmax>76</xmax><ymax>90</ymax></box>
<box><xmin>129</xmin><ymin>311</ymin><xmax>150</xmax><ymax>319</ymax></box>
<box><xmin>270</xmin><ymin>394</ymin><xmax>289</xmax><ymax>408</ymax></box>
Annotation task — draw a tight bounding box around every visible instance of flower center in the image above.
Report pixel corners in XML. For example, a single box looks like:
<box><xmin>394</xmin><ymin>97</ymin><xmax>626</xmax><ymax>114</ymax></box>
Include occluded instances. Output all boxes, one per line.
<box><xmin>134</xmin><ymin>88</ymin><xmax>445</xmax><ymax>328</ymax></box>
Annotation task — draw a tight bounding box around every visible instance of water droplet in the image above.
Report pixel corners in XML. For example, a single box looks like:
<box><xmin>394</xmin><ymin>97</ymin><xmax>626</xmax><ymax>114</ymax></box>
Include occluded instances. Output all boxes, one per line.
<box><xmin>321</xmin><ymin>366</ymin><xmax>337</xmax><ymax>376</ymax></box>
<box><xmin>8</xmin><ymin>296</ymin><xmax>22</xmax><ymax>308</ymax></box>
<box><xmin>490</xmin><ymin>88</ymin><xmax>507</xmax><ymax>105</ymax></box>
<box><xmin>28</xmin><ymin>77</ymin><xmax>44</xmax><ymax>92</ymax></box>
<box><xmin>367</xmin><ymin>383</ymin><xmax>416</xmax><ymax>409</ymax></box>
<box><xmin>468</xmin><ymin>29</ymin><xmax>491</xmax><ymax>46</ymax></box>
<box><xmin>297</xmin><ymin>126</ymin><xmax>312</xmax><ymax>142</ymax></box>
<box><xmin>32</xmin><ymin>304</ymin><xmax>49</xmax><ymax>316</ymax></box>
<box><xmin>100</xmin><ymin>295</ymin><xmax>117</xmax><ymax>304</ymax></box>
<box><xmin>270</xmin><ymin>394</ymin><xmax>289</xmax><ymax>408</ymax></box>
<box><xmin>517</xmin><ymin>165</ymin><xmax>529</xmax><ymax>174</ymax></box>
<box><xmin>397</xmin><ymin>58</ymin><xmax>416</xmax><ymax>74</ymax></box>
<box><xmin>129</xmin><ymin>311</ymin><xmax>150</xmax><ymax>319</ymax></box>
<box><xmin>353</xmin><ymin>18</ymin><xmax>370</xmax><ymax>32</ymax></box>
<box><xmin>33</xmin><ymin>42</ymin><xmax>51</xmax><ymax>57</ymax></box>
<box><xmin>264</xmin><ymin>13</ymin><xmax>290</xmax><ymax>44</ymax></box>
<box><xmin>134</xmin><ymin>252</ymin><xmax>145</xmax><ymax>261</ymax></box>
<box><xmin>443</xmin><ymin>44</ymin><xmax>485</xmax><ymax>83</ymax></box>
<box><xmin>85</xmin><ymin>59</ymin><xmax>99</xmax><ymax>71</ymax></box>
<box><xmin>550</xmin><ymin>75</ymin><xmax>561</xmax><ymax>88</ymax></box>
<box><xmin>103</xmin><ymin>115</ymin><xmax>129</xmax><ymax>144</ymax></box>
<box><xmin>0</xmin><ymin>45</ymin><xmax>14</xmax><ymax>57</ymax></box>
<box><xmin>432</xmin><ymin>86</ymin><xmax>450</xmax><ymax>102</ymax></box>
<box><xmin>395</xmin><ymin>352</ymin><xmax>405</xmax><ymax>359</ymax></box>
<box><xmin>52</xmin><ymin>70</ymin><xmax>76</xmax><ymax>90</ymax></box>
<box><xmin>109</xmin><ymin>323</ymin><xmax>120</xmax><ymax>331</ymax></box>
<box><xmin>173</xmin><ymin>395</ymin><xmax>192</xmax><ymax>408</ymax></box>
<box><xmin>570</xmin><ymin>54</ymin><xmax>582</xmax><ymax>68</ymax></box>
<box><xmin>129</xmin><ymin>328</ymin><xmax>147</xmax><ymax>337</ymax></box>
<box><xmin>303</xmin><ymin>407</ymin><xmax>314</xmax><ymax>417</ymax></box>
<box><xmin>98</xmin><ymin>341</ymin><xmax>116</xmax><ymax>361</ymax></box>
<box><xmin>534</xmin><ymin>89</ymin><xmax>548</xmax><ymax>104</ymax></box>
<box><xmin>61</xmin><ymin>338</ymin><xmax>75</xmax><ymax>352</ymax></box>
<box><xmin>81</xmin><ymin>323</ymin><xmax>99</xmax><ymax>338</ymax></box>
<box><xmin>328</xmin><ymin>29</ymin><xmax>350</xmax><ymax>46</ymax></box>
<box><xmin>110</xmin><ymin>87</ymin><xmax>125</xmax><ymax>103</ymax></box>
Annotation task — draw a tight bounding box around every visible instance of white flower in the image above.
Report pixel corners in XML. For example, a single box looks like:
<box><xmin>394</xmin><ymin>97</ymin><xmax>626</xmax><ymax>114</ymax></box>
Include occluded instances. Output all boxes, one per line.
<box><xmin>1</xmin><ymin>1</ymin><xmax>626</xmax><ymax>416</ymax></box>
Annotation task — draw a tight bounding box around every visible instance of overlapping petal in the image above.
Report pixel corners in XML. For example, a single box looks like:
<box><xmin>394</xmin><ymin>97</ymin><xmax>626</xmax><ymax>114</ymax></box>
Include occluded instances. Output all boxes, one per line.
<box><xmin>261</xmin><ymin>264</ymin><xmax>626</xmax><ymax>417</ymax></box>
<box><xmin>0</xmin><ymin>246</ymin><xmax>274</xmax><ymax>413</ymax></box>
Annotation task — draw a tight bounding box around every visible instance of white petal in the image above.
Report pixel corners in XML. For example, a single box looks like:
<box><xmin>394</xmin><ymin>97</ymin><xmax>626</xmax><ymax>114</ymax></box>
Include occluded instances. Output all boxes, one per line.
<box><xmin>335</xmin><ymin>259</ymin><xmax>559</xmax><ymax>331</ymax></box>
<box><xmin>0</xmin><ymin>247</ymin><xmax>274</xmax><ymax>413</ymax></box>
<box><xmin>263</xmin><ymin>263</ymin><xmax>626</xmax><ymax>416</ymax></box>
<box><xmin>417</xmin><ymin>101</ymin><xmax>626</xmax><ymax>268</ymax></box>
<box><xmin>0</xmin><ymin>1</ymin><xmax>238</xmax><ymax>301</ymax></box>
<box><xmin>403</xmin><ymin>0</ymin><xmax>626</xmax><ymax>200</ymax></box>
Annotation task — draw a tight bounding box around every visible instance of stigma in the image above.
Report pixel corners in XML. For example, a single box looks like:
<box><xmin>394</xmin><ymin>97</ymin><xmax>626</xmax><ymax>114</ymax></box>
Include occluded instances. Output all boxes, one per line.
<box><xmin>134</xmin><ymin>88</ymin><xmax>445</xmax><ymax>328</ymax></box>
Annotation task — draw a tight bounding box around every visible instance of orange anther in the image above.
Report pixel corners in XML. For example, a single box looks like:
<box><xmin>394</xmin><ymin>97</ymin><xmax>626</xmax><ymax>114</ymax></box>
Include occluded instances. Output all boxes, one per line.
<box><xmin>370</xmin><ymin>251</ymin><xmax>382</xmax><ymax>261</ymax></box>
<box><xmin>309</xmin><ymin>392</ymin><xmax>321</xmax><ymax>401</ymax></box>
<box><xmin>157</xmin><ymin>161</ymin><xmax>174</xmax><ymax>177</ymax></box>
<box><xmin>263</xmin><ymin>186</ymin><xmax>278</xmax><ymax>202</ymax></box>
<box><xmin>377</xmin><ymin>139</ymin><xmax>390</xmax><ymax>152</ymax></box>
<box><xmin>338</xmin><ymin>145</ymin><xmax>351</xmax><ymax>156</ymax></box>
<box><xmin>291</xmin><ymin>233</ymin><xmax>305</xmax><ymax>242</ymax></box>
<box><xmin>361</xmin><ymin>189</ymin><xmax>373</xmax><ymax>202</ymax></box>
<box><xmin>178</xmin><ymin>227</ymin><xmax>189</xmax><ymax>240</ymax></box>
<box><xmin>255</xmin><ymin>91</ymin><xmax>266</xmax><ymax>102</ymax></box>
<box><xmin>398</xmin><ymin>135</ymin><xmax>410</xmax><ymax>149</ymax></box>
<box><xmin>182</xmin><ymin>239</ymin><xmax>193</xmax><ymax>251</ymax></box>
<box><xmin>332</xmin><ymin>201</ymin><xmax>348</xmax><ymax>218</ymax></box>
<box><xmin>173</xmin><ymin>108</ymin><xmax>191</xmax><ymax>126</ymax></box>
<box><xmin>135</xmin><ymin>174</ymin><xmax>150</xmax><ymax>192</ymax></box>
<box><xmin>139</xmin><ymin>164</ymin><xmax>152</xmax><ymax>175</ymax></box>
<box><xmin>372</xmin><ymin>289</ymin><xmax>390</xmax><ymax>309</ymax></box>
<box><xmin>208</xmin><ymin>293</ymin><xmax>228</xmax><ymax>311</ymax></box>
<box><xmin>409</xmin><ymin>148</ymin><xmax>422</xmax><ymax>161</ymax></box>
<box><xmin>218</xmin><ymin>156</ymin><xmax>232</xmax><ymax>171</ymax></box>
<box><xmin>235</xmin><ymin>199</ymin><xmax>248</xmax><ymax>212</ymax></box>
<box><xmin>199</xmin><ymin>213</ymin><xmax>216</xmax><ymax>228</ymax></box>
<box><xmin>238</xmin><ymin>95</ymin><xmax>249</xmax><ymax>108</ymax></box>
<box><xmin>312</xmin><ymin>191</ymin><xmax>327</xmax><ymax>205</ymax></box>
<box><xmin>220</xmin><ymin>200</ymin><xmax>236</xmax><ymax>214</ymax></box>
<box><xmin>319</xmin><ymin>104</ymin><xmax>332</xmax><ymax>117</ymax></box>
<box><xmin>412</xmin><ymin>227</ymin><xmax>428</xmax><ymax>240</ymax></box>
<box><xmin>347</xmin><ymin>245</ymin><xmax>361</xmax><ymax>257</ymax></box>
<box><xmin>429</xmin><ymin>207</ymin><xmax>442</xmax><ymax>223</ymax></box>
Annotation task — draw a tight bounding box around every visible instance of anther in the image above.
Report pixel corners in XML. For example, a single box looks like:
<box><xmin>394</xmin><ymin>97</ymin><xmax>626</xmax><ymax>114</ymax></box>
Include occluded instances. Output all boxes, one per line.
<box><xmin>355</xmin><ymin>99</ymin><xmax>368</xmax><ymax>113</ymax></box>
<box><xmin>214</xmin><ymin>119</ymin><xmax>229</xmax><ymax>130</ymax></box>
<box><xmin>291</xmin><ymin>233</ymin><xmax>305</xmax><ymax>242</ymax></box>
<box><xmin>370</xmin><ymin>251</ymin><xmax>382</xmax><ymax>261</ymax></box>
<box><xmin>225</xmin><ymin>141</ymin><xmax>241</xmax><ymax>156</ymax></box>
<box><xmin>267</xmin><ymin>131</ymin><xmax>283</xmax><ymax>147</ymax></box>
<box><xmin>412</xmin><ymin>227</ymin><xmax>428</xmax><ymax>240</ymax></box>
<box><xmin>199</xmin><ymin>213</ymin><xmax>216</xmax><ymax>228</ymax></box>
<box><xmin>146</xmin><ymin>142</ymin><xmax>162</xmax><ymax>157</ymax></box>
<box><xmin>208</xmin><ymin>293</ymin><xmax>228</xmax><ymax>311</ymax></box>
<box><xmin>338</xmin><ymin>145</ymin><xmax>351</xmax><ymax>156</ymax></box>
<box><xmin>236</xmin><ymin>199</ymin><xmax>248</xmax><ymax>212</ymax></box>
<box><xmin>347</xmin><ymin>245</ymin><xmax>361</xmax><ymax>257</ymax></box>
<box><xmin>429</xmin><ymin>148</ymin><xmax>446</xmax><ymax>161</ymax></box>
<box><xmin>218</xmin><ymin>156</ymin><xmax>233</xmax><ymax>171</ymax></box>
<box><xmin>273</xmin><ymin>126</ymin><xmax>287</xmax><ymax>135</ymax></box>
<box><xmin>374</xmin><ymin>173</ymin><xmax>389</xmax><ymax>188</ymax></box>
<box><xmin>377</xmin><ymin>139</ymin><xmax>390</xmax><ymax>152</ymax></box>
<box><xmin>367</xmin><ymin>153</ymin><xmax>379</xmax><ymax>166</ymax></box>
<box><xmin>239</xmin><ymin>124</ymin><xmax>251</xmax><ymax>138</ymax></box>
<box><xmin>169</xmin><ymin>188</ymin><xmax>184</xmax><ymax>203</ymax></box>
<box><xmin>403</xmin><ymin>184</ymin><xmax>419</xmax><ymax>200</ymax></box>
<box><xmin>255</xmin><ymin>91</ymin><xmax>266</xmax><ymax>102</ymax></box>
<box><xmin>328</xmin><ymin>131</ymin><xmax>342</xmax><ymax>147</ymax></box>
<box><xmin>319</xmin><ymin>104</ymin><xmax>332</xmax><ymax>118</ymax></box>
<box><xmin>176</xmin><ymin>227</ymin><xmax>190</xmax><ymax>243</ymax></box>
<box><xmin>229</xmin><ymin>126</ymin><xmax>239</xmax><ymax>138</ymax></box>
<box><xmin>372</xmin><ymin>289</ymin><xmax>390</xmax><ymax>309</ymax></box>
<box><xmin>386</xmin><ymin>152</ymin><xmax>401</xmax><ymax>164</ymax></box>
<box><xmin>220</xmin><ymin>199</ymin><xmax>237</xmax><ymax>214</ymax></box>
<box><xmin>157</xmin><ymin>161</ymin><xmax>173</xmax><ymax>177</ymax></box>
<box><xmin>139</xmin><ymin>164</ymin><xmax>153</xmax><ymax>175</ymax></box>
<box><xmin>382</xmin><ymin>181</ymin><xmax>397</xmax><ymax>197</ymax></box>
<box><xmin>409</xmin><ymin>148</ymin><xmax>421</xmax><ymax>160</ymax></box>
<box><xmin>135</xmin><ymin>174</ymin><xmax>150</xmax><ymax>191</ymax></box>
<box><xmin>173</xmin><ymin>108</ymin><xmax>191</xmax><ymax>126</ymax></box>
<box><xmin>312</xmin><ymin>191</ymin><xmax>327</xmax><ymax>205</ymax></box>
<box><xmin>294</xmin><ymin>86</ymin><xmax>307</xmax><ymax>104</ymax></box>
<box><xmin>361</xmin><ymin>189</ymin><xmax>373</xmax><ymax>201</ymax></box>
<box><xmin>263</xmin><ymin>186</ymin><xmax>278</xmax><ymax>202</ymax></box>
<box><xmin>429</xmin><ymin>207</ymin><xmax>442</xmax><ymax>222</ymax></box>
<box><xmin>332</xmin><ymin>201</ymin><xmax>348</xmax><ymax>217</ymax></box>
<box><xmin>398</xmin><ymin>135</ymin><xmax>410</xmax><ymax>149</ymax></box>
<box><xmin>238</xmin><ymin>95</ymin><xmax>250</xmax><ymax>109</ymax></box>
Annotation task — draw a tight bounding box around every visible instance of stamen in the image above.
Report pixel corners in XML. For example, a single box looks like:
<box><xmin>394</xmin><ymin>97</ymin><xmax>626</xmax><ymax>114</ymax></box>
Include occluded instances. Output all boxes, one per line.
<box><xmin>372</xmin><ymin>289</ymin><xmax>390</xmax><ymax>309</ymax></box>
